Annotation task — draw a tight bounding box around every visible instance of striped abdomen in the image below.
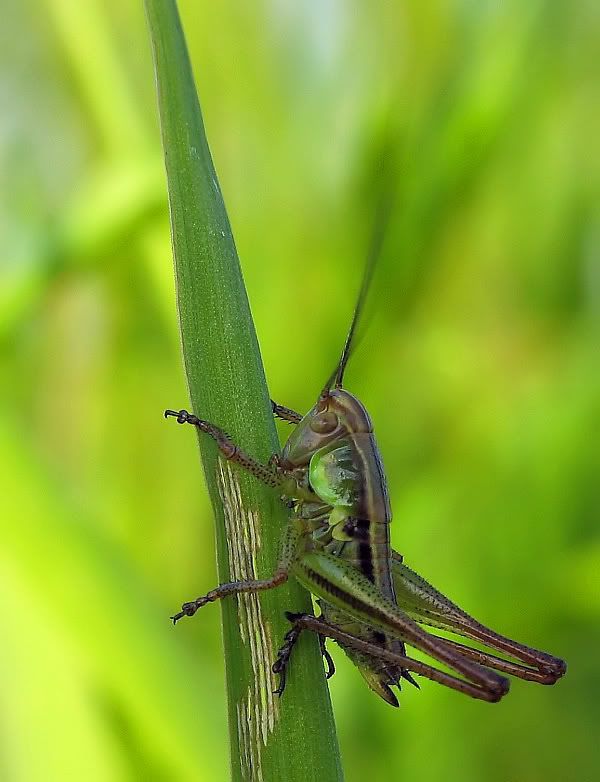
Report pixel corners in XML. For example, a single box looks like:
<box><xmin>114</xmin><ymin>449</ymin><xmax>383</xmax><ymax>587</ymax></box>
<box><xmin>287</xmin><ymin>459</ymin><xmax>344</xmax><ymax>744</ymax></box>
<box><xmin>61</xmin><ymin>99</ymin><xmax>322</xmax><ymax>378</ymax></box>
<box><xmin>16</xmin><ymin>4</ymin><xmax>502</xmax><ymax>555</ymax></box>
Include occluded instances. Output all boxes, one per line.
<box><xmin>308</xmin><ymin>433</ymin><xmax>407</xmax><ymax>703</ymax></box>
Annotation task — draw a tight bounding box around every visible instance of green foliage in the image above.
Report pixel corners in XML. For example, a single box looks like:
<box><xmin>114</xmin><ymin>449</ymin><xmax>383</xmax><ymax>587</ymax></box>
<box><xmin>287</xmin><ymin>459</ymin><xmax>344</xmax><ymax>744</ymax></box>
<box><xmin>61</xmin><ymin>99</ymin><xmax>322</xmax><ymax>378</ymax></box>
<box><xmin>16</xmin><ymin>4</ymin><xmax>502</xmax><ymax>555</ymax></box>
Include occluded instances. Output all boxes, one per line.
<box><xmin>1</xmin><ymin>1</ymin><xmax>598</xmax><ymax>781</ymax></box>
<box><xmin>144</xmin><ymin>3</ymin><xmax>340</xmax><ymax>780</ymax></box>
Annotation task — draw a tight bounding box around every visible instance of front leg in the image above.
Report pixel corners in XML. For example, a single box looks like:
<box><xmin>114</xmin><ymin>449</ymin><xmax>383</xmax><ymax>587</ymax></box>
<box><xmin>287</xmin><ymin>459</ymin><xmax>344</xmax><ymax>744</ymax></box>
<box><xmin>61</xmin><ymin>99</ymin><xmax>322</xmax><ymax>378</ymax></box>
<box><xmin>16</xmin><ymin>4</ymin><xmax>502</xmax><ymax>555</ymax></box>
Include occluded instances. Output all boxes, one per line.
<box><xmin>164</xmin><ymin>408</ymin><xmax>314</xmax><ymax>500</ymax></box>
<box><xmin>165</xmin><ymin>409</ymin><xmax>283</xmax><ymax>487</ymax></box>
<box><xmin>271</xmin><ymin>400</ymin><xmax>303</xmax><ymax>424</ymax></box>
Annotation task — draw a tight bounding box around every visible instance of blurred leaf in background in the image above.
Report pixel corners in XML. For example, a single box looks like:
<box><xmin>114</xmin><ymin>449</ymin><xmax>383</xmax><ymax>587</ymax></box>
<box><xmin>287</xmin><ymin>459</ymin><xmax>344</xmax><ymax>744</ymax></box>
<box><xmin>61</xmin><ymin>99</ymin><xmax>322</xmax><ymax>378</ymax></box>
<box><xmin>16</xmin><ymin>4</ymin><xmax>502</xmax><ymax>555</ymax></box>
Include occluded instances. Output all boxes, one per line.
<box><xmin>1</xmin><ymin>1</ymin><xmax>598</xmax><ymax>781</ymax></box>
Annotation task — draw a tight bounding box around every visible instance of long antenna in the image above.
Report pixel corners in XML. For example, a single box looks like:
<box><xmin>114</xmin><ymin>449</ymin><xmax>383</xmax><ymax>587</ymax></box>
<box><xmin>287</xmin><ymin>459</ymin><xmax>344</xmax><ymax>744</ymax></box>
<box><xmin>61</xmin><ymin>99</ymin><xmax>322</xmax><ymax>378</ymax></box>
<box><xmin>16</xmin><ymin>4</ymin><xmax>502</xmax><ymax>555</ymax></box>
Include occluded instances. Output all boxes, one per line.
<box><xmin>321</xmin><ymin>172</ymin><xmax>395</xmax><ymax>395</ymax></box>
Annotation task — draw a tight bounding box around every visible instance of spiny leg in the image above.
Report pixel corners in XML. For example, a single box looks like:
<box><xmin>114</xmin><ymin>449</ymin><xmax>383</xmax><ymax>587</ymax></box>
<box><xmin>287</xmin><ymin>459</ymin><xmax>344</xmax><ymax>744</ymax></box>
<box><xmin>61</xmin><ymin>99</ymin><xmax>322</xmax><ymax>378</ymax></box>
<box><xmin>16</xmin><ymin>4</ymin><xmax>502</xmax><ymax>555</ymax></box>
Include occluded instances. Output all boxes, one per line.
<box><xmin>165</xmin><ymin>409</ymin><xmax>315</xmax><ymax>624</ymax></box>
<box><xmin>171</xmin><ymin>521</ymin><xmax>302</xmax><ymax>623</ymax></box>
<box><xmin>171</xmin><ymin>570</ymin><xmax>288</xmax><ymax>624</ymax></box>
<box><xmin>290</xmin><ymin>614</ymin><xmax>508</xmax><ymax>703</ymax></box>
<box><xmin>164</xmin><ymin>407</ymin><xmax>320</xmax><ymax>512</ymax></box>
<box><xmin>272</xmin><ymin>619</ymin><xmax>302</xmax><ymax>696</ymax></box>
<box><xmin>271</xmin><ymin>400</ymin><xmax>303</xmax><ymax>424</ymax></box>
<box><xmin>391</xmin><ymin>552</ymin><xmax>566</xmax><ymax>684</ymax></box>
<box><xmin>433</xmin><ymin>637</ymin><xmax>562</xmax><ymax>684</ymax></box>
<box><xmin>272</xmin><ymin>612</ymin><xmax>335</xmax><ymax>697</ymax></box>
<box><xmin>294</xmin><ymin>551</ymin><xmax>509</xmax><ymax>701</ymax></box>
<box><xmin>165</xmin><ymin>409</ymin><xmax>284</xmax><ymax>487</ymax></box>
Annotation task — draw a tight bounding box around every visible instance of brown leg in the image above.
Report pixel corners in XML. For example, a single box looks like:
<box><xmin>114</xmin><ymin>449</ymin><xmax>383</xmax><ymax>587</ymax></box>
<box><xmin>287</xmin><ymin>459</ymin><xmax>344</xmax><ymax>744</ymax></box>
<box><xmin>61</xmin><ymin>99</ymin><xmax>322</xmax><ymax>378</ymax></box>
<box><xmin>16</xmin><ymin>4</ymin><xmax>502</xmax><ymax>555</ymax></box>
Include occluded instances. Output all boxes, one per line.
<box><xmin>391</xmin><ymin>553</ymin><xmax>566</xmax><ymax>684</ymax></box>
<box><xmin>435</xmin><ymin>637</ymin><xmax>563</xmax><ymax>684</ymax></box>
<box><xmin>272</xmin><ymin>612</ymin><xmax>335</xmax><ymax>696</ymax></box>
<box><xmin>319</xmin><ymin>634</ymin><xmax>336</xmax><ymax>680</ymax></box>
<box><xmin>165</xmin><ymin>409</ymin><xmax>288</xmax><ymax>489</ymax></box>
<box><xmin>171</xmin><ymin>515</ymin><xmax>302</xmax><ymax>624</ymax></box>
<box><xmin>272</xmin><ymin>621</ymin><xmax>302</xmax><ymax>696</ymax></box>
<box><xmin>295</xmin><ymin>551</ymin><xmax>509</xmax><ymax>700</ymax></box>
<box><xmin>271</xmin><ymin>400</ymin><xmax>303</xmax><ymax>424</ymax></box>
<box><xmin>171</xmin><ymin>570</ymin><xmax>288</xmax><ymax>624</ymax></box>
<box><xmin>288</xmin><ymin>614</ymin><xmax>510</xmax><ymax>703</ymax></box>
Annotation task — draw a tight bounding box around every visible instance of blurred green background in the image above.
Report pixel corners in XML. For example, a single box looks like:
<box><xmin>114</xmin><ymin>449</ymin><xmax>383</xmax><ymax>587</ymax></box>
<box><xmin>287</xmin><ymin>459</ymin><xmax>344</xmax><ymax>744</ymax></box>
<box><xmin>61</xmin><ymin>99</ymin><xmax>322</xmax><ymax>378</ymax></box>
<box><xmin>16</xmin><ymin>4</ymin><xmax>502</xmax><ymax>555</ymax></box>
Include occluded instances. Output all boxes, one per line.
<box><xmin>1</xmin><ymin>1</ymin><xmax>598</xmax><ymax>780</ymax></box>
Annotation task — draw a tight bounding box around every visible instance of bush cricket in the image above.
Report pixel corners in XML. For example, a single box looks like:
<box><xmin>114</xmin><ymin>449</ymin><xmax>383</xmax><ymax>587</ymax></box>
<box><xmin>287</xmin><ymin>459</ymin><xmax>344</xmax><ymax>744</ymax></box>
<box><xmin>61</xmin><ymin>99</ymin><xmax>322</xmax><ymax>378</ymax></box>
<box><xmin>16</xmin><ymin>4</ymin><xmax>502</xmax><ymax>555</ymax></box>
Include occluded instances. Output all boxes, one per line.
<box><xmin>165</xmin><ymin>229</ymin><xmax>566</xmax><ymax>707</ymax></box>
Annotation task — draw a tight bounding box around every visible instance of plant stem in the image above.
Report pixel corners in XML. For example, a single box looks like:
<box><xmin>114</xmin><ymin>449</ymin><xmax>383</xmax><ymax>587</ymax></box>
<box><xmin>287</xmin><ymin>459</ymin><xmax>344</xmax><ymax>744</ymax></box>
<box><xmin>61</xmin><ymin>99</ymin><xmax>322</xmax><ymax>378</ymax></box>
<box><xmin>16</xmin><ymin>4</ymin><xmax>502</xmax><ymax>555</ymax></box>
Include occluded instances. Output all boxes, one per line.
<box><xmin>144</xmin><ymin>2</ymin><xmax>343</xmax><ymax>780</ymax></box>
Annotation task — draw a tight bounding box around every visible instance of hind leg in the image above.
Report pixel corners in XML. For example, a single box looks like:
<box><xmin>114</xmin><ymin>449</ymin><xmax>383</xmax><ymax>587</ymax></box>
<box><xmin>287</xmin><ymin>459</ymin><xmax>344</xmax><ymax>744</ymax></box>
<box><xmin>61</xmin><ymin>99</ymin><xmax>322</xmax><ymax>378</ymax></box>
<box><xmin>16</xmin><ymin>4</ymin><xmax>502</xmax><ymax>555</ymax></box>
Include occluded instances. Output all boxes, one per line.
<box><xmin>272</xmin><ymin>612</ymin><xmax>335</xmax><ymax>696</ymax></box>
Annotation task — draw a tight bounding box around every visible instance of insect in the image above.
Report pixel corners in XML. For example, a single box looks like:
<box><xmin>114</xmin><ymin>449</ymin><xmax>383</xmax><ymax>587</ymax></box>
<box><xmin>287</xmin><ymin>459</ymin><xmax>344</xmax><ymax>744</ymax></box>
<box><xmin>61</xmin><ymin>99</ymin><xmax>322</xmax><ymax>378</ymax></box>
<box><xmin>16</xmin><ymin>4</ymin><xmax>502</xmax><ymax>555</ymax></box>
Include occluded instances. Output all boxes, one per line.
<box><xmin>165</xmin><ymin>234</ymin><xmax>566</xmax><ymax>706</ymax></box>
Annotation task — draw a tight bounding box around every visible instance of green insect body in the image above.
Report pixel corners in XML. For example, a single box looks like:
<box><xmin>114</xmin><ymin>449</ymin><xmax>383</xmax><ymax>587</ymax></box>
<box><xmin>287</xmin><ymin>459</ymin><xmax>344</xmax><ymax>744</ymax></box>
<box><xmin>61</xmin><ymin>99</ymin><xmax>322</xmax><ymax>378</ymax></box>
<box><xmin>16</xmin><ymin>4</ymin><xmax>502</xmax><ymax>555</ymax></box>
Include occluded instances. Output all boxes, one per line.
<box><xmin>165</xmin><ymin>245</ymin><xmax>566</xmax><ymax>706</ymax></box>
<box><xmin>279</xmin><ymin>390</ymin><xmax>410</xmax><ymax>706</ymax></box>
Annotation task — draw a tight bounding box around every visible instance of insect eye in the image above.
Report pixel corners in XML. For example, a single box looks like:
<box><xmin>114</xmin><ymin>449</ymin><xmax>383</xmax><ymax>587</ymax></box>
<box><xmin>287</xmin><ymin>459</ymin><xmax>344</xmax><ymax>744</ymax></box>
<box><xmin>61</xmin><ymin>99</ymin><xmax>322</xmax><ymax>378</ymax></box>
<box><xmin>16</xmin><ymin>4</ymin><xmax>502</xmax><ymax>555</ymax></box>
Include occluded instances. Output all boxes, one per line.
<box><xmin>309</xmin><ymin>412</ymin><xmax>338</xmax><ymax>434</ymax></box>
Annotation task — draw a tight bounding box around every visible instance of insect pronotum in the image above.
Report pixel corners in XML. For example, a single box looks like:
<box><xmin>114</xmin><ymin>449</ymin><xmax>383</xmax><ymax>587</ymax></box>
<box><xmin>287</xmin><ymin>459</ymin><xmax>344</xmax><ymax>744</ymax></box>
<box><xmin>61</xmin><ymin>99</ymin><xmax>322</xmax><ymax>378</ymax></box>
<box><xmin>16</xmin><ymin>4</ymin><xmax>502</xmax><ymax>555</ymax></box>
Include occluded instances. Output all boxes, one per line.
<box><xmin>165</xmin><ymin>222</ymin><xmax>566</xmax><ymax>707</ymax></box>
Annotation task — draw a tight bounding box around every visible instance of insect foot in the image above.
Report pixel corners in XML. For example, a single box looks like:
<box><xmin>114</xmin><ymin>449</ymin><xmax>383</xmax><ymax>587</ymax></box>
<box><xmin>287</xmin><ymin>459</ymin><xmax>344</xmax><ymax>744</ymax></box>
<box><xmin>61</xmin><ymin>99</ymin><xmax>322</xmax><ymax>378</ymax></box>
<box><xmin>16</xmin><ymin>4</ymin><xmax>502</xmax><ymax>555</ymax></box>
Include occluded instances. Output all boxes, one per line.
<box><xmin>164</xmin><ymin>408</ymin><xmax>194</xmax><ymax>424</ymax></box>
<box><xmin>272</xmin><ymin>643</ymin><xmax>299</xmax><ymax>696</ymax></box>
<box><xmin>538</xmin><ymin>657</ymin><xmax>567</xmax><ymax>684</ymax></box>
<box><xmin>170</xmin><ymin>599</ymin><xmax>207</xmax><ymax>624</ymax></box>
<box><xmin>487</xmin><ymin>675</ymin><xmax>511</xmax><ymax>703</ymax></box>
<box><xmin>164</xmin><ymin>408</ymin><xmax>214</xmax><ymax>433</ymax></box>
<box><xmin>272</xmin><ymin>617</ymin><xmax>304</xmax><ymax>697</ymax></box>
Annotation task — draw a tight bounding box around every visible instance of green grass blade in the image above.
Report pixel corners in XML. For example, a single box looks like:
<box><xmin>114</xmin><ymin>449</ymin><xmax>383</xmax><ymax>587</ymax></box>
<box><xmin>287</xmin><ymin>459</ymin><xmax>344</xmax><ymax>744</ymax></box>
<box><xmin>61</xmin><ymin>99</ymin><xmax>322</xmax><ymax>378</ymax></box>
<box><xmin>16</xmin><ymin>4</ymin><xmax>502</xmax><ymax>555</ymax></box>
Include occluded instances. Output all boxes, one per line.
<box><xmin>144</xmin><ymin>2</ymin><xmax>343</xmax><ymax>780</ymax></box>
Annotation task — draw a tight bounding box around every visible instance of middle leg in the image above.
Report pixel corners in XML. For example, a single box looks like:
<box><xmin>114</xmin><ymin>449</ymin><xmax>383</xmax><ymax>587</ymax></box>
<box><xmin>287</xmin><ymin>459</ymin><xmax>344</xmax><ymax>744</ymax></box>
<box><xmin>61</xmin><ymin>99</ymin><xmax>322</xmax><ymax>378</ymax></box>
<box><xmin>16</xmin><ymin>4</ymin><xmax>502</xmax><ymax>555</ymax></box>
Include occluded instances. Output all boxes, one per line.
<box><xmin>171</xmin><ymin>521</ymin><xmax>302</xmax><ymax>623</ymax></box>
<box><xmin>171</xmin><ymin>570</ymin><xmax>288</xmax><ymax>624</ymax></box>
